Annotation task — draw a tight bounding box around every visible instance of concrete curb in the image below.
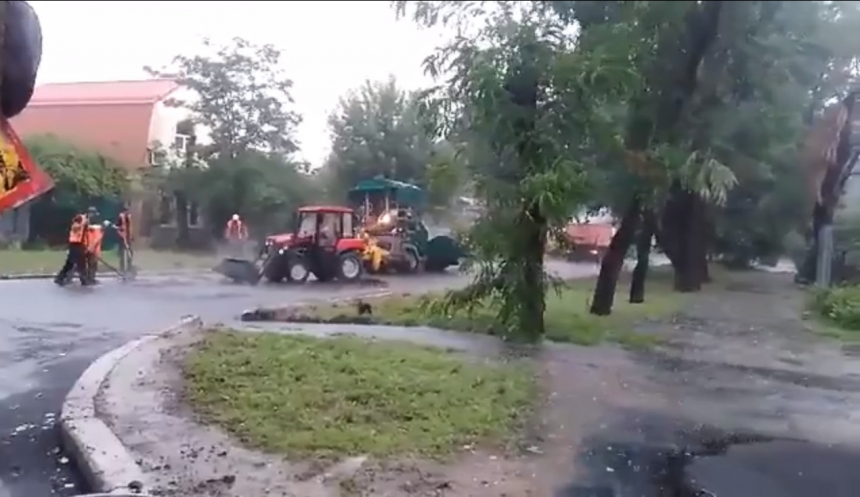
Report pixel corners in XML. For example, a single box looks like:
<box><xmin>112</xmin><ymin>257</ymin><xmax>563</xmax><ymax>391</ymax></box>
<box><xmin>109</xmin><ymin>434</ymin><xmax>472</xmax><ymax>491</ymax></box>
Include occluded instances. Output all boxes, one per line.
<box><xmin>240</xmin><ymin>290</ymin><xmax>394</xmax><ymax>321</ymax></box>
<box><xmin>60</xmin><ymin>315</ymin><xmax>204</xmax><ymax>495</ymax></box>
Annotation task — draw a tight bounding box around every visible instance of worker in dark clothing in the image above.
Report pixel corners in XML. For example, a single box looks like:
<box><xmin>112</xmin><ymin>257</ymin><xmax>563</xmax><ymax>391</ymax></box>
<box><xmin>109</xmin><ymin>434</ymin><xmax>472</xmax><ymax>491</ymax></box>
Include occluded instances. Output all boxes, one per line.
<box><xmin>54</xmin><ymin>213</ymin><xmax>89</xmax><ymax>286</ymax></box>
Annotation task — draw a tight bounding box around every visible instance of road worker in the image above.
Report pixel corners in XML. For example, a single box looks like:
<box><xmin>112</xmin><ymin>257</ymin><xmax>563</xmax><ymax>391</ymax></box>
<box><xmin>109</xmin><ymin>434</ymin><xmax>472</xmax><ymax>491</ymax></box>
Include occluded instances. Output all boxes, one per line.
<box><xmin>224</xmin><ymin>214</ymin><xmax>248</xmax><ymax>257</ymax></box>
<box><xmin>225</xmin><ymin>214</ymin><xmax>248</xmax><ymax>241</ymax></box>
<box><xmin>85</xmin><ymin>222</ymin><xmax>105</xmax><ymax>284</ymax></box>
<box><xmin>54</xmin><ymin>212</ymin><xmax>90</xmax><ymax>286</ymax></box>
<box><xmin>115</xmin><ymin>206</ymin><xmax>133</xmax><ymax>274</ymax></box>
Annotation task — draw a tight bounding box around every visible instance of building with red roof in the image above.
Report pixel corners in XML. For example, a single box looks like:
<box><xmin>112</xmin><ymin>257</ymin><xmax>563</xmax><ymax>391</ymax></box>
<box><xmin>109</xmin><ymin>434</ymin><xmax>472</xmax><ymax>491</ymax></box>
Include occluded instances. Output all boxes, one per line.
<box><xmin>5</xmin><ymin>79</ymin><xmax>205</xmax><ymax>245</ymax></box>
<box><xmin>12</xmin><ymin>79</ymin><xmax>184</xmax><ymax>170</ymax></box>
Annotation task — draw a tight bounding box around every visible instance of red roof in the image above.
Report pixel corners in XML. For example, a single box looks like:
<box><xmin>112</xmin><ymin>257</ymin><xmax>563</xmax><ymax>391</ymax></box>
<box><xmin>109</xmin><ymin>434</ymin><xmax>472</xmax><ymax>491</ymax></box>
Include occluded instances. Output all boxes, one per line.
<box><xmin>27</xmin><ymin>79</ymin><xmax>179</xmax><ymax>106</ymax></box>
<box><xmin>10</xmin><ymin>79</ymin><xmax>180</xmax><ymax>169</ymax></box>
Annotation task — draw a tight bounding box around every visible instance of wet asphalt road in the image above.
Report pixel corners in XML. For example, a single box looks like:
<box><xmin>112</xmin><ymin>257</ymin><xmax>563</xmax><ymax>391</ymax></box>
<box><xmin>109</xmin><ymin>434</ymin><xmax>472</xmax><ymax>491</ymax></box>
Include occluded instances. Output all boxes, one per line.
<box><xmin>0</xmin><ymin>271</ymin><xmax>479</xmax><ymax>497</ymax></box>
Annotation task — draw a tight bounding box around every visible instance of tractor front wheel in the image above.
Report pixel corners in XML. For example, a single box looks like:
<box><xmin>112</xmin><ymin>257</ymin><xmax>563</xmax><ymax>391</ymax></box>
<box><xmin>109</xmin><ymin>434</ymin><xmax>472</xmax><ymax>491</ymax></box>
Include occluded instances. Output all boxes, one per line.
<box><xmin>285</xmin><ymin>254</ymin><xmax>310</xmax><ymax>283</ymax></box>
<box><xmin>338</xmin><ymin>251</ymin><xmax>363</xmax><ymax>282</ymax></box>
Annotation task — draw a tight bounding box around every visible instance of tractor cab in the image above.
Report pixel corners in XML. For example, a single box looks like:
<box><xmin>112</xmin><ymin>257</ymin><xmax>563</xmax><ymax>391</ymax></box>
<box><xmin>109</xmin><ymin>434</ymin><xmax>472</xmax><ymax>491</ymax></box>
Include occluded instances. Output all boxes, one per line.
<box><xmin>261</xmin><ymin>206</ymin><xmax>366</xmax><ymax>283</ymax></box>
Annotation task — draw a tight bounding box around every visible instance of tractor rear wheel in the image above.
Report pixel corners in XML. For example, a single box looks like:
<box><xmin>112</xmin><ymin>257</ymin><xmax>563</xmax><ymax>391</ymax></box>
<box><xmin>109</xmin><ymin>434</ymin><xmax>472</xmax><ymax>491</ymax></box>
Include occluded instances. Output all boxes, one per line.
<box><xmin>338</xmin><ymin>251</ymin><xmax>363</xmax><ymax>282</ymax></box>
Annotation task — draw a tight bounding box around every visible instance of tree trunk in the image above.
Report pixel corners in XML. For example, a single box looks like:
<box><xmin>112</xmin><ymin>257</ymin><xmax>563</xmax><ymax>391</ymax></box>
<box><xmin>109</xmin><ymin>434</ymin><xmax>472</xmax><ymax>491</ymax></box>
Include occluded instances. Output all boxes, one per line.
<box><xmin>697</xmin><ymin>207</ymin><xmax>711</xmax><ymax>283</ymax></box>
<box><xmin>174</xmin><ymin>192</ymin><xmax>190</xmax><ymax>248</ymax></box>
<box><xmin>629</xmin><ymin>209</ymin><xmax>655</xmax><ymax>304</ymax></box>
<box><xmin>518</xmin><ymin>205</ymin><xmax>546</xmax><ymax>340</ymax></box>
<box><xmin>673</xmin><ymin>191</ymin><xmax>704</xmax><ymax>292</ymax></box>
<box><xmin>591</xmin><ymin>197</ymin><xmax>641</xmax><ymax>316</ymax></box>
<box><xmin>659</xmin><ymin>181</ymin><xmax>684</xmax><ymax>269</ymax></box>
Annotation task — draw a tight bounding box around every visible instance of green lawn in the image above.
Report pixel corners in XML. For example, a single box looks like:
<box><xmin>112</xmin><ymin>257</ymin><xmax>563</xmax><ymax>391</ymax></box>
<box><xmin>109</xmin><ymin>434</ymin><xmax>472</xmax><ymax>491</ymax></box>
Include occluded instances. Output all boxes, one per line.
<box><xmin>184</xmin><ymin>330</ymin><xmax>534</xmax><ymax>460</ymax></box>
<box><xmin>0</xmin><ymin>248</ymin><xmax>218</xmax><ymax>276</ymax></box>
<box><xmin>298</xmin><ymin>273</ymin><xmax>681</xmax><ymax>348</ymax></box>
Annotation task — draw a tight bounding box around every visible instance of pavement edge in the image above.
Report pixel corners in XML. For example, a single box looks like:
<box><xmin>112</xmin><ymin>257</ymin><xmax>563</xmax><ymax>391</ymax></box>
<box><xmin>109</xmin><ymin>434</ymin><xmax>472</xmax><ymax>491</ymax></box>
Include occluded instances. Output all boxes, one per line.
<box><xmin>59</xmin><ymin>315</ymin><xmax>204</xmax><ymax>495</ymax></box>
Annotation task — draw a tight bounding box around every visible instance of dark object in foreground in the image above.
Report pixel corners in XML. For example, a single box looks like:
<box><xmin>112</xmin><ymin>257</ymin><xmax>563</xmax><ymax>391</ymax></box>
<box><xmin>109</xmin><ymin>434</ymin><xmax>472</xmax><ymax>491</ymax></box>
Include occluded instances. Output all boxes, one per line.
<box><xmin>356</xmin><ymin>300</ymin><xmax>373</xmax><ymax>316</ymax></box>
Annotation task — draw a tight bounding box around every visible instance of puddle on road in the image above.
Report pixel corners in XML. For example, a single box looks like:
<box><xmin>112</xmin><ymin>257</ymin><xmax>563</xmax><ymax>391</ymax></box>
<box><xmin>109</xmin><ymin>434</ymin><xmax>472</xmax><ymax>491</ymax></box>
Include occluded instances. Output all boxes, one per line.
<box><xmin>561</xmin><ymin>432</ymin><xmax>775</xmax><ymax>497</ymax></box>
<box><xmin>563</xmin><ymin>430</ymin><xmax>860</xmax><ymax>497</ymax></box>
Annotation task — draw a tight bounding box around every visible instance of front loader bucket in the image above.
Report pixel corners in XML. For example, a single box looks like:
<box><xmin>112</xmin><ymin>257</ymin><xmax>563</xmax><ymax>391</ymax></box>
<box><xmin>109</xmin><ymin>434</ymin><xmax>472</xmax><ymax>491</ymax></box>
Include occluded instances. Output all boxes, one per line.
<box><xmin>213</xmin><ymin>257</ymin><xmax>262</xmax><ymax>285</ymax></box>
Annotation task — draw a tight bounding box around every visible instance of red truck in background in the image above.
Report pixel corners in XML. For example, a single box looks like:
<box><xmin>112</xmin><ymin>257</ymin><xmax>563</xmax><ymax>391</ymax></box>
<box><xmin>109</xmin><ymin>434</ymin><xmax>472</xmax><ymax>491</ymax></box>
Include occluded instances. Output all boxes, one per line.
<box><xmin>0</xmin><ymin>0</ymin><xmax>52</xmax><ymax>217</ymax></box>
<box><xmin>564</xmin><ymin>222</ymin><xmax>615</xmax><ymax>263</ymax></box>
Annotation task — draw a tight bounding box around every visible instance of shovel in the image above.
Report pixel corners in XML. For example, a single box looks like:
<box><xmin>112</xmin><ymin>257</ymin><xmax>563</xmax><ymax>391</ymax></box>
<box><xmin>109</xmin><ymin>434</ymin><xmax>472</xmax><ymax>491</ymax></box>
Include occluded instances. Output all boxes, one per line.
<box><xmin>213</xmin><ymin>257</ymin><xmax>263</xmax><ymax>285</ymax></box>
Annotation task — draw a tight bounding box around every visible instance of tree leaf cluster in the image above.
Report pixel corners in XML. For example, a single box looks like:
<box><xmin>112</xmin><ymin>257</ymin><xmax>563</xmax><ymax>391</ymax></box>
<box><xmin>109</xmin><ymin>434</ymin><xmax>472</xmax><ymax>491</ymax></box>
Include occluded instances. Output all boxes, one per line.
<box><xmin>24</xmin><ymin>134</ymin><xmax>127</xmax><ymax>208</ymax></box>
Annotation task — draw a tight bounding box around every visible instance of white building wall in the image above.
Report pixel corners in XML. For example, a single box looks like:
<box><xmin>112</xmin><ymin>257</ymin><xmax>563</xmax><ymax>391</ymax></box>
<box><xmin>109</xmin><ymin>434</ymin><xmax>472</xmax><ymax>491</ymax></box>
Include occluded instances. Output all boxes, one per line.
<box><xmin>145</xmin><ymin>86</ymin><xmax>211</xmax><ymax>166</ymax></box>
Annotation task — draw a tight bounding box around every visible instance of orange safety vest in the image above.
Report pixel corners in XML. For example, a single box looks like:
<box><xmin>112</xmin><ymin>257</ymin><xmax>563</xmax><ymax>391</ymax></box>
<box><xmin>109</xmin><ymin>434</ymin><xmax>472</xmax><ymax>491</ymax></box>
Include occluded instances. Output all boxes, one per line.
<box><xmin>68</xmin><ymin>215</ymin><xmax>88</xmax><ymax>244</ymax></box>
<box><xmin>225</xmin><ymin>219</ymin><xmax>247</xmax><ymax>240</ymax></box>
<box><xmin>117</xmin><ymin>211</ymin><xmax>132</xmax><ymax>244</ymax></box>
<box><xmin>86</xmin><ymin>225</ymin><xmax>104</xmax><ymax>256</ymax></box>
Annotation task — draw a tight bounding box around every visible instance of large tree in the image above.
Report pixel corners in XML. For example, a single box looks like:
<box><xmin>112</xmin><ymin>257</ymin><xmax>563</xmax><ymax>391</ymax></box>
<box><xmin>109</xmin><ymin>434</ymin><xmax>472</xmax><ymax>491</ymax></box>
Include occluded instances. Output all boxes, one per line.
<box><xmin>148</xmin><ymin>37</ymin><xmax>301</xmax><ymax>159</ymax></box>
<box><xmin>549</xmin><ymin>1</ymin><xmax>860</xmax><ymax>313</ymax></box>
<box><xmin>397</xmin><ymin>1</ymin><xmax>633</xmax><ymax>341</ymax></box>
<box><xmin>147</xmin><ymin>37</ymin><xmax>309</xmax><ymax>242</ymax></box>
<box><xmin>323</xmin><ymin>77</ymin><xmax>438</xmax><ymax>198</ymax></box>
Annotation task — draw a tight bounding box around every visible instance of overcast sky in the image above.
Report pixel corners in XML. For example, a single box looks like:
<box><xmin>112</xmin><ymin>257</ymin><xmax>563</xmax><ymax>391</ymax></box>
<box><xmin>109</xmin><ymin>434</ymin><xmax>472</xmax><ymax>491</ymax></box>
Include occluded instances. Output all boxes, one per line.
<box><xmin>28</xmin><ymin>1</ymin><xmax>446</xmax><ymax>167</ymax></box>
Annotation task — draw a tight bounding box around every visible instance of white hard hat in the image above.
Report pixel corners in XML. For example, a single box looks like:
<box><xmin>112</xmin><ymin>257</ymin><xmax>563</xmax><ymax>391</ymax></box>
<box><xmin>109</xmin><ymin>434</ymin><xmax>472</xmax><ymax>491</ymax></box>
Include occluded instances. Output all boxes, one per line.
<box><xmin>232</xmin><ymin>214</ymin><xmax>239</xmax><ymax>221</ymax></box>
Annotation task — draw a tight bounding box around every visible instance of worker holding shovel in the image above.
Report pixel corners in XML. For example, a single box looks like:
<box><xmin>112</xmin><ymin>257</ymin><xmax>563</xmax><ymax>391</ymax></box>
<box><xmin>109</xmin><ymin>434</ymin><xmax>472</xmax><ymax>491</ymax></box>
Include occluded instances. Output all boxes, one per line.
<box><xmin>85</xmin><ymin>221</ymin><xmax>104</xmax><ymax>284</ymax></box>
<box><xmin>115</xmin><ymin>206</ymin><xmax>134</xmax><ymax>275</ymax></box>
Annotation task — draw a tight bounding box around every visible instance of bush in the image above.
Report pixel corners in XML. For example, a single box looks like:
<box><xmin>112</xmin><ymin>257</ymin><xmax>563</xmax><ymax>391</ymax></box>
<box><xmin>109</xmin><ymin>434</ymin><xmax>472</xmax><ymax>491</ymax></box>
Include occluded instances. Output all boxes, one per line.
<box><xmin>811</xmin><ymin>285</ymin><xmax>860</xmax><ymax>330</ymax></box>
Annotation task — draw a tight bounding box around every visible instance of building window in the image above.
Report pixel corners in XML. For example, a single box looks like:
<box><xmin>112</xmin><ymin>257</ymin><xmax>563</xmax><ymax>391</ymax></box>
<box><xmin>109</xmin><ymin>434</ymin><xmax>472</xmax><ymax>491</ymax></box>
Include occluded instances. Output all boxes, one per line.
<box><xmin>158</xmin><ymin>192</ymin><xmax>174</xmax><ymax>226</ymax></box>
<box><xmin>173</xmin><ymin>134</ymin><xmax>191</xmax><ymax>157</ymax></box>
<box><xmin>146</xmin><ymin>148</ymin><xmax>157</xmax><ymax>166</ymax></box>
<box><xmin>187</xmin><ymin>201</ymin><xmax>200</xmax><ymax>228</ymax></box>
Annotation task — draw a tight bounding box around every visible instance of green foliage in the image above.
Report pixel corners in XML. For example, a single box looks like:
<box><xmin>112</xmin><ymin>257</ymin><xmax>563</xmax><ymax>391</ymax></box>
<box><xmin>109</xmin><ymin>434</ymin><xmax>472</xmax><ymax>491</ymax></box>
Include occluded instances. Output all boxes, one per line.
<box><xmin>811</xmin><ymin>285</ymin><xmax>860</xmax><ymax>331</ymax></box>
<box><xmin>147</xmin><ymin>37</ymin><xmax>301</xmax><ymax>159</ymax></box>
<box><xmin>24</xmin><ymin>134</ymin><xmax>128</xmax><ymax>246</ymax></box>
<box><xmin>397</xmin><ymin>1</ymin><xmax>634</xmax><ymax>340</ymax></box>
<box><xmin>147</xmin><ymin>38</ymin><xmax>310</xmax><ymax>240</ymax></box>
<box><xmin>25</xmin><ymin>134</ymin><xmax>127</xmax><ymax>206</ymax></box>
<box><xmin>322</xmin><ymin>77</ymin><xmax>444</xmax><ymax>202</ymax></box>
<box><xmin>424</xmin><ymin>141</ymin><xmax>467</xmax><ymax>213</ymax></box>
<box><xmin>191</xmin><ymin>152</ymin><xmax>318</xmax><ymax>237</ymax></box>
<box><xmin>553</xmin><ymin>1</ymin><xmax>860</xmax><ymax>274</ymax></box>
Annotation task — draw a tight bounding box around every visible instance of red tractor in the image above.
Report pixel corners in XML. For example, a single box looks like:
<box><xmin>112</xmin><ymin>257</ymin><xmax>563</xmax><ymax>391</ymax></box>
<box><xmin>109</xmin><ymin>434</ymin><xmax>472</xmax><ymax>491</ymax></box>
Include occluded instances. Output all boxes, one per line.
<box><xmin>217</xmin><ymin>206</ymin><xmax>367</xmax><ymax>284</ymax></box>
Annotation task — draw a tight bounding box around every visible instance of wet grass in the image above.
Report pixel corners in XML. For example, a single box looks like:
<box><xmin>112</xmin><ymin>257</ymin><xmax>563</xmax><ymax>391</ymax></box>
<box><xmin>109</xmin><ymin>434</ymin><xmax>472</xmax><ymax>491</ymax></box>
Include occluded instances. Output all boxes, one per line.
<box><xmin>297</xmin><ymin>273</ymin><xmax>680</xmax><ymax>348</ymax></box>
<box><xmin>799</xmin><ymin>285</ymin><xmax>860</xmax><ymax>342</ymax></box>
<box><xmin>0</xmin><ymin>247</ymin><xmax>218</xmax><ymax>276</ymax></box>
<box><xmin>184</xmin><ymin>330</ymin><xmax>535</xmax><ymax>459</ymax></box>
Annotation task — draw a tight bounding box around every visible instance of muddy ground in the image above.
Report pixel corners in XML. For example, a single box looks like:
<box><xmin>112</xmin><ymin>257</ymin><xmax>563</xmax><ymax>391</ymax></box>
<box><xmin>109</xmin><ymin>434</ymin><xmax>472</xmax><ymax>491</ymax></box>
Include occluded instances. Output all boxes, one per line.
<box><xmin>97</xmin><ymin>270</ymin><xmax>860</xmax><ymax>496</ymax></box>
